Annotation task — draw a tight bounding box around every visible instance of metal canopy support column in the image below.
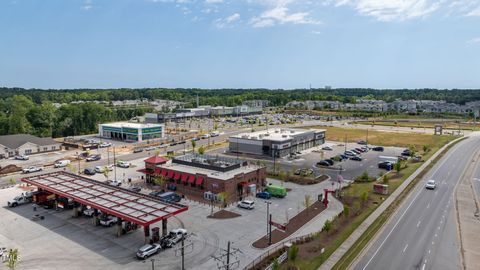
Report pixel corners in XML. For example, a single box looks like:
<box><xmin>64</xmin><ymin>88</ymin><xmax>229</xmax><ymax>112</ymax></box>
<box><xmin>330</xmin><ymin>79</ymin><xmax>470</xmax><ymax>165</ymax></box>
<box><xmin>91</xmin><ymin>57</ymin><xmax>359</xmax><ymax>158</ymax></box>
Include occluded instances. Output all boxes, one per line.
<box><xmin>162</xmin><ymin>219</ymin><xmax>168</xmax><ymax>236</ymax></box>
<box><xmin>144</xmin><ymin>225</ymin><xmax>151</xmax><ymax>244</ymax></box>
<box><xmin>116</xmin><ymin>218</ymin><xmax>123</xmax><ymax>237</ymax></box>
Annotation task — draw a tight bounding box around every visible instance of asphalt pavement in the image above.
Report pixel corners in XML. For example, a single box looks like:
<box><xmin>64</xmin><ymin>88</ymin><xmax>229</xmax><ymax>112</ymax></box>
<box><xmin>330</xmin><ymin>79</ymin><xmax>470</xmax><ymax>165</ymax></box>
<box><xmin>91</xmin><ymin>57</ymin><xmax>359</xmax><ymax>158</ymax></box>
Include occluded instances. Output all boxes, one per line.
<box><xmin>353</xmin><ymin>136</ymin><xmax>480</xmax><ymax>270</ymax></box>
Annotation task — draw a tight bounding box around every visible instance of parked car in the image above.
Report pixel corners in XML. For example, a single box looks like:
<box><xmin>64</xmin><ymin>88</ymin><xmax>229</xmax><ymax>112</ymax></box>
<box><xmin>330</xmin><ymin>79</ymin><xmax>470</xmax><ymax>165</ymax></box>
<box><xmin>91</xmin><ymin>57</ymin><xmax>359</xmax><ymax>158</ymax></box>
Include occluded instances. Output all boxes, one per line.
<box><xmin>129</xmin><ymin>186</ymin><xmax>142</xmax><ymax>192</ymax></box>
<box><xmin>357</xmin><ymin>140</ymin><xmax>367</xmax><ymax>145</ymax></box>
<box><xmin>136</xmin><ymin>244</ymin><xmax>161</xmax><ymax>260</ymax></box>
<box><xmin>412</xmin><ymin>155</ymin><xmax>422</xmax><ymax>162</ymax></box>
<box><xmin>355</xmin><ymin>148</ymin><xmax>366</xmax><ymax>153</ymax></box>
<box><xmin>256</xmin><ymin>191</ymin><xmax>271</xmax><ymax>199</ymax></box>
<box><xmin>344</xmin><ymin>151</ymin><xmax>357</xmax><ymax>157</ymax></box>
<box><xmin>371</xmin><ymin>146</ymin><xmax>384</xmax><ymax>152</ymax></box>
<box><xmin>201</xmin><ymin>134</ymin><xmax>210</xmax><ymax>139</ymax></box>
<box><xmin>15</xmin><ymin>155</ymin><xmax>29</xmax><ymax>160</ymax></box>
<box><xmin>83</xmin><ymin>208</ymin><xmax>98</xmax><ymax>217</ymax></box>
<box><xmin>378</xmin><ymin>161</ymin><xmax>393</xmax><ymax>170</ymax></box>
<box><xmin>264</xmin><ymin>185</ymin><xmax>287</xmax><ymax>198</ymax></box>
<box><xmin>99</xmin><ymin>216</ymin><xmax>118</xmax><ymax>227</ymax></box>
<box><xmin>116</xmin><ymin>161</ymin><xmax>131</xmax><ymax>168</ymax></box>
<box><xmin>191</xmin><ymin>137</ymin><xmax>200</xmax><ymax>141</ymax></box>
<box><xmin>401</xmin><ymin>149</ymin><xmax>411</xmax><ymax>156</ymax></box>
<box><xmin>99</xmin><ymin>142</ymin><xmax>112</xmax><ymax>148</ymax></box>
<box><xmin>7</xmin><ymin>194</ymin><xmax>33</xmax><ymax>207</ymax></box>
<box><xmin>321</xmin><ymin>146</ymin><xmax>333</xmax><ymax>151</ymax></box>
<box><xmin>157</xmin><ymin>192</ymin><xmax>182</xmax><ymax>202</ymax></box>
<box><xmin>210</xmin><ymin>131</ymin><xmax>220</xmax><ymax>137</ymax></box>
<box><xmin>84</xmin><ymin>168</ymin><xmax>96</xmax><ymax>175</ymax></box>
<box><xmin>238</xmin><ymin>200</ymin><xmax>255</xmax><ymax>210</ymax></box>
<box><xmin>149</xmin><ymin>191</ymin><xmax>162</xmax><ymax>197</ymax></box>
<box><xmin>23</xmin><ymin>166</ymin><xmax>43</xmax><ymax>173</ymax></box>
<box><xmin>144</xmin><ymin>146</ymin><xmax>156</xmax><ymax>151</ymax></box>
<box><xmin>350</xmin><ymin>156</ymin><xmax>363</xmax><ymax>161</ymax></box>
<box><xmin>425</xmin><ymin>179</ymin><xmax>437</xmax><ymax>190</ymax></box>
<box><xmin>54</xmin><ymin>160</ymin><xmax>71</xmax><ymax>168</ymax></box>
<box><xmin>324</xmin><ymin>159</ymin><xmax>334</xmax><ymax>166</ymax></box>
<box><xmin>94</xmin><ymin>165</ymin><xmax>114</xmax><ymax>173</ymax></box>
<box><xmin>340</xmin><ymin>154</ymin><xmax>348</xmax><ymax>160</ymax></box>
<box><xmin>108</xmin><ymin>180</ymin><xmax>121</xmax><ymax>187</ymax></box>
<box><xmin>133</xmin><ymin>148</ymin><xmax>144</xmax><ymax>153</ymax></box>
<box><xmin>86</xmin><ymin>154</ymin><xmax>101</xmax><ymax>162</ymax></box>
<box><xmin>317</xmin><ymin>160</ymin><xmax>331</xmax><ymax>167</ymax></box>
<box><xmin>168</xmin><ymin>228</ymin><xmax>188</xmax><ymax>244</ymax></box>
<box><xmin>351</xmin><ymin>149</ymin><xmax>362</xmax><ymax>155</ymax></box>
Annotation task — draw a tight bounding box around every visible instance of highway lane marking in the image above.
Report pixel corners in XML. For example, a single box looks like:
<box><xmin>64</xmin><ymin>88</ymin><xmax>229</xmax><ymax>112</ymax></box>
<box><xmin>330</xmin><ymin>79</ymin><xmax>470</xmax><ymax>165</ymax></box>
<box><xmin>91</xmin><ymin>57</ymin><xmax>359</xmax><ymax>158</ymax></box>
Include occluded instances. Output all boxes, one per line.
<box><xmin>432</xmin><ymin>241</ymin><xmax>435</xmax><ymax>245</ymax></box>
<box><xmin>417</xmin><ymin>220</ymin><xmax>422</xmax><ymax>228</ymax></box>
<box><xmin>428</xmin><ymin>249</ymin><xmax>431</xmax><ymax>254</ymax></box>
<box><xmin>402</xmin><ymin>244</ymin><xmax>408</xmax><ymax>253</ymax></box>
<box><xmin>426</xmin><ymin>203</ymin><xmax>430</xmax><ymax>209</ymax></box>
<box><xmin>422</xmin><ymin>262</ymin><xmax>426</xmax><ymax>270</ymax></box>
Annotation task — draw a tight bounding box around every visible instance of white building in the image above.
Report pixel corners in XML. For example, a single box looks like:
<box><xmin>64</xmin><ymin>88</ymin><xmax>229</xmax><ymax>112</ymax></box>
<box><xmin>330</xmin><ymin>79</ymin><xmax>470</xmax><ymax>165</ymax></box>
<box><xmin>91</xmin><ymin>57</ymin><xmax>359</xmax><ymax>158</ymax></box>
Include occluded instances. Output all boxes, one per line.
<box><xmin>98</xmin><ymin>122</ymin><xmax>165</xmax><ymax>143</ymax></box>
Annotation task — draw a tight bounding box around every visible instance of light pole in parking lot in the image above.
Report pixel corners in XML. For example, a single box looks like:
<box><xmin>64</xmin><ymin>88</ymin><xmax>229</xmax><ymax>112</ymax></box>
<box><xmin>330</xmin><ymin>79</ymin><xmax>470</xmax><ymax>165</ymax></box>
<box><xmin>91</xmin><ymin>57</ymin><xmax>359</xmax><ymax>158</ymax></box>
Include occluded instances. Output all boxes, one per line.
<box><xmin>142</xmin><ymin>258</ymin><xmax>155</xmax><ymax>270</ymax></box>
<box><xmin>264</xmin><ymin>200</ymin><xmax>272</xmax><ymax>244</ymax></box>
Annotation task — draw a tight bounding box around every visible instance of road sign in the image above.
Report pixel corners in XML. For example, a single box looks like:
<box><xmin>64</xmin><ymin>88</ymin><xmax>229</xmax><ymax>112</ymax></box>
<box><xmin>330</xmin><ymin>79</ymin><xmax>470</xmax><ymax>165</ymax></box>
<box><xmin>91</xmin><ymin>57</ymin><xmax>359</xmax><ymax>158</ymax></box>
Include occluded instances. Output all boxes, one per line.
<box><xmin>269</xmin><ymin>220</ymin><xmax>286</xmax><ymax>231</ymax></box>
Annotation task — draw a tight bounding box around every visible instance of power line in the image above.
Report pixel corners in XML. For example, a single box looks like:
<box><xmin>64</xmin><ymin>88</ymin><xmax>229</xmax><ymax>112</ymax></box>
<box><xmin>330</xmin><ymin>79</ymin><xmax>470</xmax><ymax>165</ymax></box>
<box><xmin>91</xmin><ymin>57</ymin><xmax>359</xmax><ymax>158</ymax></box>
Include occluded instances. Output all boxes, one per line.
<box><xmin>175</xmin><ymin>234</ymin><xmax>195</xmax><ymax>270</ymax></box>
<box><xmin>212</xmin><ymin>241</ymin><xmax>243</xmax><ymax>270</ymax></box>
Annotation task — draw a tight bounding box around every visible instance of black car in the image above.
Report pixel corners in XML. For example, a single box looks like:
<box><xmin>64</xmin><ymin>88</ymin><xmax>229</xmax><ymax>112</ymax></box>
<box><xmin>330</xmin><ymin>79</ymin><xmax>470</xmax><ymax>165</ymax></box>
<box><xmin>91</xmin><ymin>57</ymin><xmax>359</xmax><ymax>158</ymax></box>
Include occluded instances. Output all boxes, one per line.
<box><xmin>84</xmin><ymin>168</ymin><xmax>96</xmax><ymax>175</ymax></box>
<box><xmin>317</xmin><ymin>160</ymin><xmax>331</xmax><ymax>167</ymax></box>
<box><xmin>357</xmin><ymin>140</ymin><xmax>367</xmax><ymax>145</ymax></box>
<box><xmin>149</xmin><ymin>191</ymin><xmax>162</xmax><ymax>197</ymax></box>
<box><xmin>401</xmin><ymin>149</ymin><xmax>411</xmax><ymax>156</ymax></box>
<box><xmin>324</xmin><ymin>159</ymin><xmax>334</xmax><ymax>166</ymax></box>
<box><xmin>372</xmin><ymin>146</ymin><xmax>384</xmax><ymax>152</ymax></box>
<box><xmin>170</xmin><ymin>142</ymin><xmax>178</xmax><ymax>146</ymax></box>
<box><xmin>350</xmin><ymin>156</ymin><xmax>363</xmax><ymax>161</ymax></box>
<box><xmin>378</xmin><ymin>161</ymin><xmax>393</xmax><ymax>170</ymax></box>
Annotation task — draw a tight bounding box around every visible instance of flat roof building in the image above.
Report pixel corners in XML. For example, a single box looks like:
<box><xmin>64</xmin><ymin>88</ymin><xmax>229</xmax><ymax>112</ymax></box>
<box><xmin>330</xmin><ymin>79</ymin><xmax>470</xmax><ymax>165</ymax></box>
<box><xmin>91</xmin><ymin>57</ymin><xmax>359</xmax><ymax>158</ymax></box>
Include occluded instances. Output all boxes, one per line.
<box><xmin>140</xmin><ymin>154</ymin><xmax>266</xmax><ymax>203</ymax></box>
<box><xmin>229</xmin><ymin>128</ymin><xmax>326</xmax><ymax>158</ymax></box>
<box><xmin>99</xmin><ymin>122</ymin><xmax>164</xmax><ymax>143</ymax></box>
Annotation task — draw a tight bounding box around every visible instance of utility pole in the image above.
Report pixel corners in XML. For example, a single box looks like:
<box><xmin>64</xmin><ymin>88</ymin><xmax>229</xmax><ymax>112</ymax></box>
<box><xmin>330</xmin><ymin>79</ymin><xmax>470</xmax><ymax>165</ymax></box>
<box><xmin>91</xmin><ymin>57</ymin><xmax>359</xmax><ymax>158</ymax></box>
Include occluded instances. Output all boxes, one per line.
<box><xmin>344</xmin><ymin>134</ymin><xmax>347</xmax><ymax>153</ymax></box>
<box><xmin>264</xmin><ymin>201</ymin><xmax>272</xmax><ymax>242</ymax></box>
<box><xmin>269</xmin><ymin>214</ymin><xmax>272</xmax><ymax>245</ymax></box>
<box><xmin>175</xmin><ymin>234</ymin><xmax>194</xmax><ymax>270</ymax></box>
<box><xmin>113</xmin><ymin>146</ymin><xmax>117</xmax><ymax>181</ymax></box>
<box><xmin>212</xmin><ymin>241</ymin><xmax>242</xmax><ymax>270</ymax></box>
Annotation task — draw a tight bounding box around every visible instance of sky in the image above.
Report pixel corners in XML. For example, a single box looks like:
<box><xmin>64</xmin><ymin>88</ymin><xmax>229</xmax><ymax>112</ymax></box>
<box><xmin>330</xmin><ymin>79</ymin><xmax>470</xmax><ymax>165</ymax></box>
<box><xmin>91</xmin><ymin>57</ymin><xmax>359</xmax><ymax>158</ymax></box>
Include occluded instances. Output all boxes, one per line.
<box><xmin>0</xmin><ymin>0</ymin><xmax>479</xmax><ymax>89</ymax></box>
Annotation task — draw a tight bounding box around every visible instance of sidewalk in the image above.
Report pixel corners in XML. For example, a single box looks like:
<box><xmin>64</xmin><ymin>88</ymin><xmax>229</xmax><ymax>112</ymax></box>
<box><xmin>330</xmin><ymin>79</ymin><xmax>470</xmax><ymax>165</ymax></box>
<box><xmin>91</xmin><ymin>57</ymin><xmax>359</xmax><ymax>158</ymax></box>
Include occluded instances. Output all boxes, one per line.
<box><xmin>318</xmin><ymin>136</ymin><xmax>464</xmax><ymax>270</ymax></box>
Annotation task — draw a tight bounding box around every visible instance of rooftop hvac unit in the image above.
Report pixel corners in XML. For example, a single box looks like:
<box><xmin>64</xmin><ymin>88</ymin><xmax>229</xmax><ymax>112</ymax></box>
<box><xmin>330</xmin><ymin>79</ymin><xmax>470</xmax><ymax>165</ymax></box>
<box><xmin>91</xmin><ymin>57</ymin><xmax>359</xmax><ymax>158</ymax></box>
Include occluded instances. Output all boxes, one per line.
<box><xmin>264</xmin><ymin>133</ymin><xmax>270</xmax><ymax>136</ymax></box>
<box><xmin>259</xmin><ymin>135</ymin><xmax>263</xmax><ymax>139</ymax></box>
<box><xmin>290</xmin><ymin>130</ymin><xmax>295</xmax><ymax>134</ymax></box>
<box><xmin>275</xmin><ymin>130</ymin><xmax>280</xmax><ymax>133</ymax></box>
<box><xmin>241</xmin><ymin>135</ymin><xmax>249</xmax><ymax>138</ymax></box>
<box><xmin>282</xmin><ymin>135</ymin><xmax>288</xmax><ymax>138</ymax></box>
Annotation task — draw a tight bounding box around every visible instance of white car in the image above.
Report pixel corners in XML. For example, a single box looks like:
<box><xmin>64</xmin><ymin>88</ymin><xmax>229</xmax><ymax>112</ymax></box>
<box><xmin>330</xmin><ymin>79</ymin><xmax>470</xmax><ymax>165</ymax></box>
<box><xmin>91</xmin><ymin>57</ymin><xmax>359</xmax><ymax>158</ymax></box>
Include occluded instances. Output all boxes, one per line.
<box><xmin>54</xmin><ymin>160</ymin><xmax>71</xmax><ymax>168</ymax></box>
<box><xmin>108</xmin><ymin>180</ymin><xmax>122</xmax><ymax>187</ymax></box>
<box><xmin>237</xmin><ymin>200</ymin><xmax>255</xmax><ymax>210</ymax></box>
<box><xmin>99</xmin><ymin>142</ymin><xmax>112</xmax><ymax>148</ymax></box>
<box><xmin>168</xmin><ymin>228</ymin><xmax>188</xmax><ymax>244</ymax></box>
<box><xmin>200</xmin><ymin>134</ymin><xmax>210</xmax><ymax>139</ymax></box>
<box><xmin>95</xmin><ymin>165</ymin><xmax>114</xmax><ymax>173</ymax></box>
<box><xmin>7</xmin><ymin>195</ymin><xmax>32</xmax><ymax>207</ymax></box>
<box><xmin>136</xmin><ymin>243</ymin><xmax>161</xmax><ymax>260</ymax></box>
<box><xmin>116</xmin><ymin>161</ymin><xmax>131</xmax><ymax>168</ymax></box>
<box><xmin>100</xmin><ymin>216</ymin><xmax>118</xmax><ymax>226</ymax></box>
<box><xmin>425</xmin><ymin>180</ymin><xmax>437</xmax><ymax>190</ymax></box>
<box><xmin>15</xmin><ymin>155</ymin><xmax>29</xmax><ymax>160</ymax></box>
<box><xmin>23</xmin><ymin>166</ymin><xmax>43</xmax><ymax>173</ymax></box>
<box><xmin>144</xmin><ymin>146</ymin><xmax>156</xmax><ymax>151</ymax></box>
<box><xmin>322</xmin><ymin>146</ymin><xmax>333</xmax><ymax>151</ymax></box>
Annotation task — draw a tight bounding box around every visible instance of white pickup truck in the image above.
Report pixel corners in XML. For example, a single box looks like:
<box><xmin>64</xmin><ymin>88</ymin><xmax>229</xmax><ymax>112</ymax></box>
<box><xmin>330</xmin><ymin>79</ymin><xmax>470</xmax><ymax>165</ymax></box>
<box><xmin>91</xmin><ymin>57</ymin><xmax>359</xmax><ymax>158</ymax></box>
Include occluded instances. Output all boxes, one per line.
<box><xmin>8</xmin><ymin>193</ymin><xmax>33</xmax><ymax>207</ymax></box>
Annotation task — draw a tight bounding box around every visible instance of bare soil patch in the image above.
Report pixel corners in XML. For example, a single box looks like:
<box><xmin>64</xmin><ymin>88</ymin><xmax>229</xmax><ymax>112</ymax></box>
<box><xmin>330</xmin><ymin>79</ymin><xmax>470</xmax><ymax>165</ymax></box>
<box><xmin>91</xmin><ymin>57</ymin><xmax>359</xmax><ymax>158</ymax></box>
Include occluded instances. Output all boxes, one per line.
<box><xmin>208</xmin><ymin>209</ymin><xmax>241</xmax><ymax>219</ymax></box>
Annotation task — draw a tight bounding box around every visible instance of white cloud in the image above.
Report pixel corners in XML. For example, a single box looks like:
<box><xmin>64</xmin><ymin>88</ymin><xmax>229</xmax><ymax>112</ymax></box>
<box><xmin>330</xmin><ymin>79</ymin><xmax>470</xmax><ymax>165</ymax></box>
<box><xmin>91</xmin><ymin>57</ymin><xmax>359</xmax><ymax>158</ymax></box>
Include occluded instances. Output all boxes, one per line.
<box><xmin>214</xmin><ymin>13</ymin><xmax>241</xmax><ymax>28</ymax></box>
<box><xmin>250</xmin><ymin>5</ymin><xmax>321</xmax><ymax>27</ymax></box>
<box><xmin>467</xmin><ymin>37</ymin><xmax>480</xmax><ymax>44</ymax></box>
<box><xmin>466</xmin><ymin>6</ymin><xmax>480</xmax><ymax>16</ymax></box>
<box><xmin>205</xmin><ymin>0</ymin><xmax>224</xmax><ymax>3</ymax></box>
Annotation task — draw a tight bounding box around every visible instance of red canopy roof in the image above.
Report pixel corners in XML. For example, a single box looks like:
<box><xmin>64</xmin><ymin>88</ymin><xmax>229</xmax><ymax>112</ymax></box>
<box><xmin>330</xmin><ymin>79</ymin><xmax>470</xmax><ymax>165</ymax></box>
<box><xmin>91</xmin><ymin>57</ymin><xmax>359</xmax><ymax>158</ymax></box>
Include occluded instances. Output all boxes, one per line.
<box><xmin>137</xmin><ymin>169</ymin><xmax>152</xmax><ymax>174</ymax></box>
<box><xmin>167</xmin><ymin>170</ymin><xmax>174</xmax><ymax>178</ymax></box>
<box><xmin>181</xmin><ymin>174</ymin><xmax>188</xmax><ymax>182</ymax></box>
<box><xmin>144</xmin><ymin>156</ymin><xmax>168</xmax><ymax>164</ymax></box>
<box><xmin>174</xmin><ymin>172</ymin><xmax>181</xmax><ymax>180</ymax></box>
<box><xmin>195</xmin><ymin>177</ymin><xmax>204</xmax><ymax>186</ymax></box>
<box><xmin>188</xmin><ymin>175</ymin><xmax>196</xmax><ymax>184</ymax></box>
<box><xmin>161</xmin><ymin>170</ymin><xmax>168</xmax><ymax>176</ymax></box>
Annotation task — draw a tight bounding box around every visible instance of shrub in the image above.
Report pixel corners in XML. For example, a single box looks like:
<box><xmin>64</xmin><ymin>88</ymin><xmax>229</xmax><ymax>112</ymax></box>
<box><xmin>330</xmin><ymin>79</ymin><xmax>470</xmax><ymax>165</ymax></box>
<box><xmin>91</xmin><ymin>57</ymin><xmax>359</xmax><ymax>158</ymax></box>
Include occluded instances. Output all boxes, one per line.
<box><xmin>355</xmin><ymin>171</ymin><xmax>374</xmax><ymax>182</ymax></box>
<box><xmin>289</xmin><ymin>244</ymin><xmax>299</xmax><ymax>262</ymax></box>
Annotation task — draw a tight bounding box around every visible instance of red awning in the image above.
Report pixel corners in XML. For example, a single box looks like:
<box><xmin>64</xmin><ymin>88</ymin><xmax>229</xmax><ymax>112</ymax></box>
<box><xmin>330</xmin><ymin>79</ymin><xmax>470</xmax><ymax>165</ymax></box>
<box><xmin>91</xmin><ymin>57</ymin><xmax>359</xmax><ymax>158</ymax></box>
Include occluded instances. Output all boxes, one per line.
<box><xmin>167</xmin><ymin>170</ymin><xmax>174</xmax><ymax>178</ymax></box>
<box><xmin>195</xmin><ymin>177</ymin><xmax>204</xmax><ymax>186</ymax></box>
<box><xmin>174</xmin><ymin>172</ymin><xmax>181</xmax><ymax>180</ymax></box>
<box><xmin>181</xmin><ymin>174</ymin><xmax>188</xmax><ymax>182</ymax></box>
<box><xmin>238</xmin><ymin>181</ymin><xmax>248</xmax><ymax>186</ymax></box>
<box><xmin>161</xmin><ymin>169</ymin><xmax>168</xmax><ymax>177</ymax></box>
<box><xmin>137</xmin><ymin>169</ymin><xmax>151</xmax><ymax>174</ymax></box>
<box><xmin>188</xmin><ymin>175</ymin><xmax>196</xmax><ymax>184</ymax></box>
<box><xmin>154</xmin><ymin>168</ymin><xmax>161</xmax><ymax>175</ymax></box>
<box><xmin>144</xmin><ymin>156</ymin><xmax>169</xmax><ymax>164</ymax></box>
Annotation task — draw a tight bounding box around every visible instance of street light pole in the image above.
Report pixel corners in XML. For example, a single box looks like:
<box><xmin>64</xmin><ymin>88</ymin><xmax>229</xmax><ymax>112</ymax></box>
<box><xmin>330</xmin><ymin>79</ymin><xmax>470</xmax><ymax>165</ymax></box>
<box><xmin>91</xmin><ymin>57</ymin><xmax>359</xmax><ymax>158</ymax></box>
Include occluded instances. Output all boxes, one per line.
<box><xmin>264</xmin><ymin>200</ymin><xmax>272</xmax><ymax>244</ymax></box>
<box><xmin>151</xmin><ymin>258</ymin><xmax>155</xmax><ymax>270</ymax></box>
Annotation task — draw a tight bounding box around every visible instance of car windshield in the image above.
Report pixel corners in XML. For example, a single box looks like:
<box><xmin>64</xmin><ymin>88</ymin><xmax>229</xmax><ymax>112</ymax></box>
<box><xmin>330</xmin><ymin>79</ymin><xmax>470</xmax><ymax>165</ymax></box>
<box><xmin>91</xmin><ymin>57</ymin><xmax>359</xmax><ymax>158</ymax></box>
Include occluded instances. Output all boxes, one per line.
<box><xmin>139</xmin><ymin>245</ymin><xmax>152</xmax><ymax>252</ymax></box>
<box><xmin>428</xmin><ymin>180</ymin><xmax>435</xmax><ymax>184</ymax></box>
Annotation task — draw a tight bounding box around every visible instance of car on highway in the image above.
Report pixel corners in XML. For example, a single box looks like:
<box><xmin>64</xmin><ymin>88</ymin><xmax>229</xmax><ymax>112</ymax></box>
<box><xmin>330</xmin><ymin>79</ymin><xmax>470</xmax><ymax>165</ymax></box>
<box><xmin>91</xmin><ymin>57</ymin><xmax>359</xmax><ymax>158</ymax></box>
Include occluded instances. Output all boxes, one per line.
<box><xmin>210</xmin><ymin>131</ymin><xmax>220</xmax><ymax>137</ymax></box>
<box><xmin>256</xmin><ymin>191</ymin><xmax>271</xmax><ymax>199</ymax></box>
<box><xmin>94</xmin><ymin>165</ymin><xmax>114</xmax><ymax>173</ymax></box>
<box><xmin>116</xmin><ymin>161</ymin><xmax>131</xmax><ymax>168</ymax></box>
<box><xmin>350</xmin><ymin>156</ymin><xmax>363</xmax><ymax>161</ymax></box>
<box><xmin>86</xmin><ymin>154</ymin><xmax>101</xmax><ymax>162</ymax></box>
<box><xmin>322</xmin><ymin>146</ymin><xmax>333</xmax><ymax>151</ymax></box>
<box><xmin>133</xmin><ymin>148</ymin><xmax>144</xmax><ymax>153</ymax></box>
<box><xmin>238</xmin><ymin>200</ymin><xmax>255</xmax><ymax>210</ymax></box>
<box><xmin>425</xmin><ymin>179</ymin><xmax>437</xmax><ymax>190</ymax></box>
<box><xmin>136</xmin><ymin>243</ymin><xmax>161</xmax><ymax>260</ymax></box>
<box><xmin>22</xmin><ymin>166</ymin><xmax>43</xmax><ymax>173</ymax></box>
<box><xmin>144</xmin><ymin>146</ymin><xmax>156</xmax><ymax>151</ymax></box>
<box><xmin>84</xmin><ymin>168</ymin><xmax>96</xmax><ymax>175</ymax></box>
<box><xmin>100</xmin><ymin>216</ymin><xmax>118</xmax><ymax>227</ymax></box>
<box><xmin>15</xmin><ymin>155</ymin><xmax>29</xmax><ymax>160</ymax></box>
<box><xmin>191</xmin><ymin>137</ymin><xmax>200</xmax><ymax>141</ymax></box>
<box><xmin>371</xmin><ymin>146</ymin><xmax>384</xmax><ymax>152</ymax></box>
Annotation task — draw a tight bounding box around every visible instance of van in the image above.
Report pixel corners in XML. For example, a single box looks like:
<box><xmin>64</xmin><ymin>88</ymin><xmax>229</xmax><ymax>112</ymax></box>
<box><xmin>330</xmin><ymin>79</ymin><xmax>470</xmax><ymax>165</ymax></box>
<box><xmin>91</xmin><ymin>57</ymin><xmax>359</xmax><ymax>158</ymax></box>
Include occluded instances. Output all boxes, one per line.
<box><xmin>264</xmin><ymin>185</ymin><xmax>287</xmax><ymax>198</ymax></box>
<box><xmin>54</xmin><ymin>160</ymin><xmax>71</xmax><ymax>168</ymax></box>
<box><xmin>157</xmin><ymin>192</ymin><xmax>182</xmax><ymax>202</ymax></box>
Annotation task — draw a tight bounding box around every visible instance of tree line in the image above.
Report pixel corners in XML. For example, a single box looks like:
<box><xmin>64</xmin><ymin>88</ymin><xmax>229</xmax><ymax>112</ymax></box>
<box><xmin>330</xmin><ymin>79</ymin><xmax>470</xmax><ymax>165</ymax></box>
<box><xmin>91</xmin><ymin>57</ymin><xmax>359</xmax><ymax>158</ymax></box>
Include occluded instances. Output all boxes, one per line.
<box><xmin>2</xmin><ymin>87</ymin><xmax>480</xmax><ymax>107</ymax></box>
<box><xmin>0</xmin><ymin>95</ymin><xmax>152</xmax><ymax>138</ymax></box>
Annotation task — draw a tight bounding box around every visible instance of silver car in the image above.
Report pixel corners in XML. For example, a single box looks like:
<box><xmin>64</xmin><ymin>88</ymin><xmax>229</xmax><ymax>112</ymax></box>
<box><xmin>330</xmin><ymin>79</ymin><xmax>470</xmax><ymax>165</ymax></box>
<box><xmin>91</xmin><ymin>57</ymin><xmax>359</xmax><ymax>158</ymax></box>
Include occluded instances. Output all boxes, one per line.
<box><xmin>136</xmin><ymin>243</ymin><xmax>161</xmax><ymax>260</ymax></box>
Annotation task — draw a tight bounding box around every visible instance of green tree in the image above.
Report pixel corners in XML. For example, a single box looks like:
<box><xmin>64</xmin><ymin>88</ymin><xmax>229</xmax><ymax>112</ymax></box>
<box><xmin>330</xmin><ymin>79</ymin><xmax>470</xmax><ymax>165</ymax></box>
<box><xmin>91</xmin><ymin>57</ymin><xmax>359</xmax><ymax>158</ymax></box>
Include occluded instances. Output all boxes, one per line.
<box><xmin>323</xmin><ymin>219</ymin><xmax>332</xmax><ymax>234</ymax></box>
<box><xmin>360</xmin><ymin>191</ymin><xmax>369</xmax><ymax>206</ymax></box>
<box><xmin>289</xmin><ymin>244</ymin><xmax>299</xmax><ymax>262</ymax></box>
<box><xmin>423</xmin><ymin>144</ymin><xmax>430</xmax><ymax>153</ymax></box>
<box><xmin>198</xmin><ymin>145</ymin><xmax>205</xmax><ymax>155</ymax></box>
<box><xmin>191</xmin><ymin>139</ymin><xmax>196</xmax><ymax>153</ymax></box>
<box><xmin>27</xmin><ymin>102</ymin><xmax>56</xmax><ymax>137</ymax></box>
<box><xmin>8</xmin><ymin>95</ymin><xmax>34</xmax><ymax>134</ymax></box>
<box><xmin>5</xmin><ymin>248</ymin><xmax>19</xmax><ymax>270</ymax></box>
<box><xmin>394</xmin><ymin>161</ymin><xmax>402</xmax><ymax>174</ymax></box>
<box><xmin>272</xmin><ymin>258</ymin><xmax>280</xmax><ymax>270</ymax></box>
<box><xmin>408</xmin><ymin>145</ymin><xmax>417</xmax><ymax>157</ymax></box>
<box><xmin>154</xmin><ymin>175</ymin><xmax>166</xmax><ymax>188</ymax></box>
<box><xmin>382</xmin><ymin>174</ymin><xmax>389</xmax><ymax>184</ymax></box>
<box><xmin>343</xmin><ymin>205</ymin><xmax>350</xmax><ymax>217</ymax></box>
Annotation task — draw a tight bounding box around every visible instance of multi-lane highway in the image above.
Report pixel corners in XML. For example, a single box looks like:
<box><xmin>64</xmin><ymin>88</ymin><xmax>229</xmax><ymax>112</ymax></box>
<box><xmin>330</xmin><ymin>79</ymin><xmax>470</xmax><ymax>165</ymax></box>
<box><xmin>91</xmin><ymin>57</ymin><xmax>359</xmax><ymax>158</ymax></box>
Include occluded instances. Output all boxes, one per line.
<box><xmin>354</xmin><ymin>135</ymin><xmax>480</xmax><ymax>270</ymax></box>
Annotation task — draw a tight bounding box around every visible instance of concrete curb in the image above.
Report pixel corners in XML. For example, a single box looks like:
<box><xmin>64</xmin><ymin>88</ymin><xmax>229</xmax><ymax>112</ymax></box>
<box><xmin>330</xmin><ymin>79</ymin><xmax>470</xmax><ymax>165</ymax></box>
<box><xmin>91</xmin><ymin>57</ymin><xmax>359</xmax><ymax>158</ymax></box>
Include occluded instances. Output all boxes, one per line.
<box><xmin>318</xmin><ymin>136</ymin><xmax>465</xmax><ymax>270</ymax></box>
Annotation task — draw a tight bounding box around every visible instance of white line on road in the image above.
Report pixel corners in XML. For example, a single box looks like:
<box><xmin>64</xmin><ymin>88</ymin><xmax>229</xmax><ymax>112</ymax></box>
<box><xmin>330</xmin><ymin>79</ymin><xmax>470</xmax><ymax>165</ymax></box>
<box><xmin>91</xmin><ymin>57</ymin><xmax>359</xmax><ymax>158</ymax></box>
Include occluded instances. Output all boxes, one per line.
<box><xmin>417</xmin><ymin>220</ymin><xmax>422</xmax><ymax>228</ymax></box>
<box><xmin>428</xmin><ymin>249</ymin><xmax>431</xmax><ymax>254</ymax></box>
<box><xmin>432</xmin><ymin>241</ymin><xmax>435</xmax><ymax>245</ymax></box>
<box><xmin>422</xmin><ymin>263</ymin><xmax>426</xmax><ymax>270</ymax></box>
<box><xmin>402</xmin><ymin>244</ymin><xmax>408</xmax><ymax>253</ymax></box>
<box><xmin>427</xmin><ymin>203</ymin><xmax>430</xmax><ymax>209</ymax></box>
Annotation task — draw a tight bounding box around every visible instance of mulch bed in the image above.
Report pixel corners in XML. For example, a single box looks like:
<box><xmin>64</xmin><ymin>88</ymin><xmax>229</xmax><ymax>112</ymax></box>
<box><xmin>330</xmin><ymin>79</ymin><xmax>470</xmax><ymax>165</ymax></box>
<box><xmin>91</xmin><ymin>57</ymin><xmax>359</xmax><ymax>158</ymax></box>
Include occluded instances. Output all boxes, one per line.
<box><xmin>252</xmin><ymin>200</ymin><xmax>327</xmax><ymax>248</ymax></box>
<box><xmin>208</xmin><ymin>209</ymin><xmax>241</xmax><ymax>219</ymax></box>
<box><xmin>288</xmin><ymin>174</ymin><xmax>329</xmax><ymax>185</ymax></box>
